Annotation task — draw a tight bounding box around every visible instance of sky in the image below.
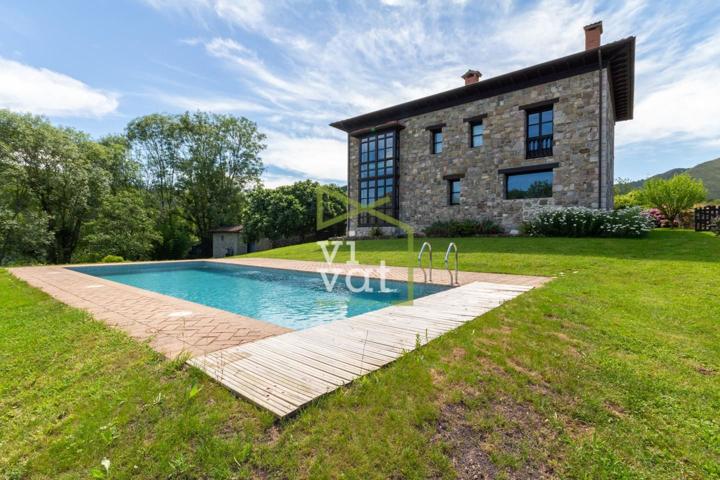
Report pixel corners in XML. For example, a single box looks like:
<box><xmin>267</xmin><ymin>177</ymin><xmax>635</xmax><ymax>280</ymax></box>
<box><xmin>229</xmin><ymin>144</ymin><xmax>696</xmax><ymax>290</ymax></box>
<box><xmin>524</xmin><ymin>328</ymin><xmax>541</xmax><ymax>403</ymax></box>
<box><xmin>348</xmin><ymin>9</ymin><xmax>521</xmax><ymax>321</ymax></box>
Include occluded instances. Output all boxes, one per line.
<box><xmin>1</xmin><ymin>0</ymin><xmax>719</xmax><ymax>187</ymax></box>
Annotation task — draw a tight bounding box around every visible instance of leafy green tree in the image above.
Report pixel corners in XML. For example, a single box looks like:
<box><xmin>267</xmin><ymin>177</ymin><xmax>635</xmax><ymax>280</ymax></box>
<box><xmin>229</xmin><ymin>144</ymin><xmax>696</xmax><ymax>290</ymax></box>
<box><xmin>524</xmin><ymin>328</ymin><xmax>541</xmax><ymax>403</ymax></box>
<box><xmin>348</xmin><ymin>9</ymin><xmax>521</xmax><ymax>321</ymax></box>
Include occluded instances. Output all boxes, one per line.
<box><xmin>177</xmin><ymin>112</ymin><xmax>264</xmax><ymax>255</ymax></box>
<box><xmin>0</xmin><ymin>110</ymin><xmax>109</xmax><ymax>263</ymax></box>
<box><xmin>127</xmin><ymin>114</ymin><xmax>194</xmax><ymax>259</ymax></box>
<box><xmin>614</xmin><ymin>177</ymin><xmax>636</xmax><ymax>195</ymax></box>
<box><xmin>78</xmin><ymin>191</ymin><xmax>161</xmax><ymax>261</ymax></box>
<box><xmin>639</xmin><ymin>174</ymin><xmax>707</xmax><ymax>226</ymax></box>
<box><xmin>96</xmin><ymin>135</ymin><xmax>142</xmax><ymax>193</ymax></box>
<box><xmin>614</xmin><ymin>190</ymin><xmax>644</xmax><ymax>210</ymax></box>
<box><xmin>128</xmin><ymin>112</ymin><xmax>264</xmax><ymax>257</ymax></box>
<box><xmin>0</xmin><ymin>207</ymin><xmax>52</xmax><ymax>265</ymax></box>
<box><xmin>277</xmin><ymin>180</ymin><xmax>347</xmax><ymax>238</ymax></box>
<box><xmin>243</xmin><ymin>187</ymin><xmax>304</xmax><ymax>242</ymax></box>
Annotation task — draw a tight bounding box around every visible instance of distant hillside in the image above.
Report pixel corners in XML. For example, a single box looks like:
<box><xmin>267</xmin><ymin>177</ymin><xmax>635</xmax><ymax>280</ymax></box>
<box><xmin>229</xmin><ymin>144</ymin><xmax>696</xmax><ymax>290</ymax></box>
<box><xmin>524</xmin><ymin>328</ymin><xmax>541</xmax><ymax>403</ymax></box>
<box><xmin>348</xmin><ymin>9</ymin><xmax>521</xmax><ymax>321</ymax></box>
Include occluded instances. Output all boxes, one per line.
<box><xmin>623</xmin><ymin>158</ymin><xmax>720</xmax><ymax>199</ymax></box>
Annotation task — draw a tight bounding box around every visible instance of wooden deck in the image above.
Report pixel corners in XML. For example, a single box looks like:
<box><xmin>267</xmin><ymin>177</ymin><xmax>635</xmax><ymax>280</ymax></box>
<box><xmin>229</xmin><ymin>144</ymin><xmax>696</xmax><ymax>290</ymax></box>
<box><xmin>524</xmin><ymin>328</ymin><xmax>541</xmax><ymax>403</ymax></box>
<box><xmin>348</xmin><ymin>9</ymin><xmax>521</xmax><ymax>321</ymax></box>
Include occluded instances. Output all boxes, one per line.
<box><xmin>189</xmin><ymin>281</ymin><xmax>535</xmax><ymax>417</ymax></box>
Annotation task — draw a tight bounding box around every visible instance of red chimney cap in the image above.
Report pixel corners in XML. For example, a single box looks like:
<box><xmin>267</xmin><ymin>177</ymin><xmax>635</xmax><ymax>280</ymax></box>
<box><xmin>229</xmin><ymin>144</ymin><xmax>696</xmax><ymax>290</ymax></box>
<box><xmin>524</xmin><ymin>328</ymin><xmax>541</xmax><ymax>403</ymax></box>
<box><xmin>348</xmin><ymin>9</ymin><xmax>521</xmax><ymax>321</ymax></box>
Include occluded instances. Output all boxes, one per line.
<box><xmin>584</xmin><ymin>21</ymin><xmax>603</xmax><ymax>33</ymax></box>
<box><xmin>461</xmin><ymin>69</ymin><xmax>482</xmax><ymax>85</ymax></box>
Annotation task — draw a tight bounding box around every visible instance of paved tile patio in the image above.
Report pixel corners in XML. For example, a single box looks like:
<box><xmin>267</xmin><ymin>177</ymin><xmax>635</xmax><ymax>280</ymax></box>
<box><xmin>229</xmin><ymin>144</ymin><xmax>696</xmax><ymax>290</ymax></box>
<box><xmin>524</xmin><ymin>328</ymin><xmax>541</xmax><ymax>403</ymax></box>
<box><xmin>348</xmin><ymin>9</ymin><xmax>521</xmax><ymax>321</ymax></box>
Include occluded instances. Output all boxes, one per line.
<box><xmin>9</xmin><ymin>259</ymin><xmax>547</xmax><ymax>361</ymax></box>
<box><xmin>10</xmin><ymin>264</ymin><xmax>290</xmax><ymax>358</ymax></box>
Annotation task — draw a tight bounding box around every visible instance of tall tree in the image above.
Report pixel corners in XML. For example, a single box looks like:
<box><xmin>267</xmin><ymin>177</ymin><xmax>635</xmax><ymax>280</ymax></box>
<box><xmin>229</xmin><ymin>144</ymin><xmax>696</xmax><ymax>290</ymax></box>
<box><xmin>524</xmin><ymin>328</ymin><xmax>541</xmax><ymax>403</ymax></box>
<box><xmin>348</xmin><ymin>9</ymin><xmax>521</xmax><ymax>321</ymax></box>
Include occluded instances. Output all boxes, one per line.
<box><xmin>79</xmin><ymin>191</ymin><xmax>161</xmax><ymax>261</ymax></box>
<box><xmin>128</xmin><ymin>112</ymin><xmax>264</xmax><ymax>257</ymax></box>
<box><xmin>0</xmin><ymin>110</ymin><xmax>109</xmax><ymax>263</ymax></box>
<box><xmin>176</xmin><ymin>112</ymin><xmax>264</xmax><ymax>255</ymax></box>
<box><xmin>127</xmin><ymin>114</ymin><xmax>194</xmax><ymax>259</ymax></box>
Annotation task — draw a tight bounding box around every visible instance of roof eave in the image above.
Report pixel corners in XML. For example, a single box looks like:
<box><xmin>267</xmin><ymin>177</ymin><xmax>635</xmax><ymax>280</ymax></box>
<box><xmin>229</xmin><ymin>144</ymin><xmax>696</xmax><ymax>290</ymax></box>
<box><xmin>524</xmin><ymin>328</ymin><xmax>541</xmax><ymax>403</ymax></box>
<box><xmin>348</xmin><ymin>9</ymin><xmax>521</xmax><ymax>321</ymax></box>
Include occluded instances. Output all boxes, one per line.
<box><xmin>330</xmin><ymin>36</ymin><xmax>636</xmax><ymax>131</ymax></box>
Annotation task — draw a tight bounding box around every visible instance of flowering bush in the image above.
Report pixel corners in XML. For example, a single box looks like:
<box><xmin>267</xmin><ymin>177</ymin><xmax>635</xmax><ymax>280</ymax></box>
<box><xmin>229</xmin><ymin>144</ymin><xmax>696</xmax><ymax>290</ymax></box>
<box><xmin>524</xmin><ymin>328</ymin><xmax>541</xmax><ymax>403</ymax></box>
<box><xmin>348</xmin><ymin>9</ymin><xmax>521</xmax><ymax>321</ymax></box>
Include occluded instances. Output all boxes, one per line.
<box><xmin>645</xmin><ymin>208</ymin><xmax>665</xmax><ymax>227</ymax></box>
<box><xmin>522</xmin><ymin>207</ymin><xmax>654</xmax><ymax>238</ymax></box>
<box><xmin>645</xmin><ymin>207</ymin><xmax>693</xmax><ymax>228</ymax></box>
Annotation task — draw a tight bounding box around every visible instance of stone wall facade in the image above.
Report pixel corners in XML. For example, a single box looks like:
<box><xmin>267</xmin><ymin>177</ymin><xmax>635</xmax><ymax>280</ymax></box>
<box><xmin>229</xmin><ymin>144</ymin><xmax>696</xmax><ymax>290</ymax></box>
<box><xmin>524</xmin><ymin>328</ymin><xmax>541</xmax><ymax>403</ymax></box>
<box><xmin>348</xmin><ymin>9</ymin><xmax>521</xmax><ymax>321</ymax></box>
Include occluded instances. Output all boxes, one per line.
<box><xmin>347</xmin><ymin>68</ymin><xmax>615</xmax><ymax>236</ymax></box>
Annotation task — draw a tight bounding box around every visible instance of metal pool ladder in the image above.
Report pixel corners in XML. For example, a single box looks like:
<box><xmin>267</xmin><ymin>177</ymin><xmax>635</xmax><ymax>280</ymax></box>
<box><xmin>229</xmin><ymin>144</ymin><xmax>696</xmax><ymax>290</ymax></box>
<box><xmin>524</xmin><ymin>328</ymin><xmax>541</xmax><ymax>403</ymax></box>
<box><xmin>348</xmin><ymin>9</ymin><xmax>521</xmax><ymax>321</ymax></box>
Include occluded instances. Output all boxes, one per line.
<box><xmin>418</xmin><ymin>241</ymin><xmax>432</xmax><ymax>283</ymax></box>
<box><xmin>444</xmin><ymin>242</ymin><xmax>459</xmax><ymax>286</ymax></box>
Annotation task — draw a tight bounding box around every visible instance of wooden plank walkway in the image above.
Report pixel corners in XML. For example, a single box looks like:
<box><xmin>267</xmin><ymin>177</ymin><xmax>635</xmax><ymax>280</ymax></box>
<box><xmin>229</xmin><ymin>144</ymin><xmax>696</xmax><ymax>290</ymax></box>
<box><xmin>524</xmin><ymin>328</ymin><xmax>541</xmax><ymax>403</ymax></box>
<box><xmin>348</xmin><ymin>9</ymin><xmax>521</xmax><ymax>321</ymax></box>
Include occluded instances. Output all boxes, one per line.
<box><xmin>189</xmin><ymin>281</ymin><xmax>535</xmax><ymax>417</ymax></box>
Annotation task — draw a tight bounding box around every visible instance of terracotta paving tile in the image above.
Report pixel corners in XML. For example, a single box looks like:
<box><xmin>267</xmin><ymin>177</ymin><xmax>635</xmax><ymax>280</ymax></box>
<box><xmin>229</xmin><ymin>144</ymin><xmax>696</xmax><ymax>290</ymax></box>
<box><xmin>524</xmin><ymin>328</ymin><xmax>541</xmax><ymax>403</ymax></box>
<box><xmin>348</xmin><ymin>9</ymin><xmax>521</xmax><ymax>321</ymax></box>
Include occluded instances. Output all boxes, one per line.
<box><xmin>9</xmin><ymin>259</ymin><xmax>548</xmax><ymax>360</ymax></box>
<box><xmin>9</xmin><ymin>264</ymin><xmax>290</xmax><ymax>358</ymax></box>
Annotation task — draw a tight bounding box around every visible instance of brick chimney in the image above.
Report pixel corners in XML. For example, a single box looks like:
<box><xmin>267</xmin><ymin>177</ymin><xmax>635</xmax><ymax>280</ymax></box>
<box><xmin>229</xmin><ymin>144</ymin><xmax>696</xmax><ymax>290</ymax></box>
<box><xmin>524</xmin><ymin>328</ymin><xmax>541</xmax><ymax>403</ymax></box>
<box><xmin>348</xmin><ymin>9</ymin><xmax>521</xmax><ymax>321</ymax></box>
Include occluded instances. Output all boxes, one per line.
<box><xmin>461</xmin><ymin>69</ymin><xmax>482</xmax><ymax>86</ymax></box>
<box><xmin>584</xmin><ymin>21</ymin><xmax>603</xmax><ymax>50</ymax></box>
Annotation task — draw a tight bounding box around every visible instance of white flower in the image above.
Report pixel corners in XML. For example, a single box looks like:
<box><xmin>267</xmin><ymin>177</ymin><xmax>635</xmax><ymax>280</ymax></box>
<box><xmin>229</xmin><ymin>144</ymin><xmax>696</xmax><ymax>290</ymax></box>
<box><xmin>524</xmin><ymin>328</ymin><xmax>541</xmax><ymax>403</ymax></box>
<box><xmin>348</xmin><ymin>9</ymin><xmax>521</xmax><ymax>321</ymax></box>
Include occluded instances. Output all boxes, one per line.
<box><xmin>101</xmin><ymin>458</ymin><xmax>111</xmax><ymax>473</ymax></box>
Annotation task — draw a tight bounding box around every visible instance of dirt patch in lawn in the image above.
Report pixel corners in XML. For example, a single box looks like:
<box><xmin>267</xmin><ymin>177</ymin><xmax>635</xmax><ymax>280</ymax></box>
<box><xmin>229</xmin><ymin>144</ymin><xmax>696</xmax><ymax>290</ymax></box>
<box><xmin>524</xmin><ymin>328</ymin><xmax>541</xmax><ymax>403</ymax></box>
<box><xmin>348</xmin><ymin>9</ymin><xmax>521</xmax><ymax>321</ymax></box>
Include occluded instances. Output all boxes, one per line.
<box><xmin>432</xmin><ymin>395</ymin><xmax>558</xmax><ymax>479</ymax></box>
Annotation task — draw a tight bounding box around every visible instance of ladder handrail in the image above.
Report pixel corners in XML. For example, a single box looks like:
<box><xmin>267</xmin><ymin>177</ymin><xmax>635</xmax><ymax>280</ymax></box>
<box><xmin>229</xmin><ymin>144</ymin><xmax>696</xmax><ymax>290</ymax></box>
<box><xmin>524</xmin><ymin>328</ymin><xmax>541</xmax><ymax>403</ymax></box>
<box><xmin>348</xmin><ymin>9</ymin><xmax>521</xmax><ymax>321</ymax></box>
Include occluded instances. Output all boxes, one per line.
<box><xmin>417</xmin><ymin>241</ymin><xmax>432</xmax><ymax>283</ymax></box>
<box><xmin>444</xmin><ymin>242</ymin><xmax>459</xmax><ymax>285</ymax></box>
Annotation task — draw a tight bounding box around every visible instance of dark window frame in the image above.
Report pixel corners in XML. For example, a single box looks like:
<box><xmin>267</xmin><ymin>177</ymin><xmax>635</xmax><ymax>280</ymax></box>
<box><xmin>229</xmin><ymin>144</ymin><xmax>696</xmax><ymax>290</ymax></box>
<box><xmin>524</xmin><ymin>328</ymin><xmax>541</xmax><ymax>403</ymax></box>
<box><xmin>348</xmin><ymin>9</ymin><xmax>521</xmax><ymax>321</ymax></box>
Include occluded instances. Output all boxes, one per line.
<box><xmin>470</xmin><ymin>121</ymin><xmax>484</xmax><ymax>148</ymax></box>
<box><xmin>448</xmin><ymin>178</ymin><xmax>461</xmax><ymax>205</ymax></box>
<box><xmin>503</xmin><ymin>166</ymin><xmax>556</xmax><ymax>200</ymax></box>
<box><xmin>525</xmin><ymin>104</ymin><xmax>554</xmax><ymax>159</ymax></box>
<box><xmin>357</xmin><ymin>129</ymin><xmax>399</xmax><ymax>227</ymax></box>
<box><xmin>431</xmin><ymin>129</ymin><xmax>443</xmax><ymax>154</ymax></box>
<box><xmin>463</xmin><ymin>114</ymin><xmax>487</xmax><ymax>148</ymax></box>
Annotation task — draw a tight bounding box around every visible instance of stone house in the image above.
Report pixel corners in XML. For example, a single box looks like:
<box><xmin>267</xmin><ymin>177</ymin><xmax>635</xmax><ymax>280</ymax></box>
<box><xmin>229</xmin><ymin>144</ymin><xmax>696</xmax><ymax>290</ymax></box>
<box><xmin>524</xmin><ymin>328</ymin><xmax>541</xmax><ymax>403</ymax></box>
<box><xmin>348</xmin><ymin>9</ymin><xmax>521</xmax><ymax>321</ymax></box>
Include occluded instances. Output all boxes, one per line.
<box><xmin>330</xmin><ymin>22</ymin><xmax>635</xmax><ymax>235</ymax></box>
<box><xmin>211</xmin><ymin>226</ymin><xmax>272</xmax><ymax>258</ymax></box>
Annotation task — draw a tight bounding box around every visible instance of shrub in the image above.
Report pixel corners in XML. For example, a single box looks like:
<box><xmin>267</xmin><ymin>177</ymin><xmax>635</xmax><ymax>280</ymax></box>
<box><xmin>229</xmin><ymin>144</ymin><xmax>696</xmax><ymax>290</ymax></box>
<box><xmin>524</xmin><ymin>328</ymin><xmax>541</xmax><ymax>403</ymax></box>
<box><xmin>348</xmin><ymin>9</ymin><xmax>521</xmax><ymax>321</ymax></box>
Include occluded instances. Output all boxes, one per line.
<box><xmin>523</xmin><ymin>207</ymin><xmax>654</xmax><ymax>238</ymax></box>
<box><xmin>100</xmin><ymin>255</ymin><xmax>124</xmax><ymax>263</ymax></box>
<box><xmin>645</xmin><ymin>208</ymin><xmax>664</xmax><ymax>227</ymax></box>
<box><xmin>424</xmin><ymin>219</ymin><xmax>502</xmax><ymax>237</ymax></box>
<box><xmin>645</xmin><ymin>207</ymin><xmax>693</xmax><ymax>228</ymax></box>
<box><xmin>369</xmin><ymin>226</ymin><xmax>383</xmax><ymax>238</ymax></box>
<box><xmin>614</xmin><ymin>190</ymin><xmax>644</xmax><ymax>209</ymax></box>
<box><xmin>638</xmin><ymin>174</ymin><xmax>707</xmax><ymax>226</ymax></box>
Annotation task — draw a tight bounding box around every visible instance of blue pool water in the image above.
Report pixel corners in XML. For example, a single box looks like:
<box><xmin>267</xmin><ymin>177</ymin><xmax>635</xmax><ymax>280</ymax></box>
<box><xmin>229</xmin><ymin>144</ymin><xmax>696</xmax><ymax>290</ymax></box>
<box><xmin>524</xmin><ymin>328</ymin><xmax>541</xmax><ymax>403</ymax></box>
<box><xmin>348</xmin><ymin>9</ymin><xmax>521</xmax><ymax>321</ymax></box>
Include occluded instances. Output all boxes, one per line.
<box><xmin>69</xmin><ymin>262</ymin><xmax>448</xmax><ymax>330</ymax></box>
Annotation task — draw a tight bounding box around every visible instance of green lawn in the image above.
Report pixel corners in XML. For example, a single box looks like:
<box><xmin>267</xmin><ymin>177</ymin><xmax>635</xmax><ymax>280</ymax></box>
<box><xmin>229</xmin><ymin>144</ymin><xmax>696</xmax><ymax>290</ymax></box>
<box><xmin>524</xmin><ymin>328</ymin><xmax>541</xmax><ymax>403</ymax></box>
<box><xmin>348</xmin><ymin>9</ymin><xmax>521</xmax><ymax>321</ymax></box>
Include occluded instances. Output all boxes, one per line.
<box><xmin>1</xmin><ymin>230</ymin><xmax>719</xmax><ymax>479</ymax></box>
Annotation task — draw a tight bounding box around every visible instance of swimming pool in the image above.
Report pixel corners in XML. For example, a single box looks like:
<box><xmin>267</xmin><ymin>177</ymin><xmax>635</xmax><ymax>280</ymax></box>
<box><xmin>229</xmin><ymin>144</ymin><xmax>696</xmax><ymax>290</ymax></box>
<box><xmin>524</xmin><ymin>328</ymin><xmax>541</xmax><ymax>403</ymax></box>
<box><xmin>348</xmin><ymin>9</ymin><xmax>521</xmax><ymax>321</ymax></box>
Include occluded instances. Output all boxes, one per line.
<box><xmin>69</xmin><ymin>261</ymin><xmax>449</xmax><ymax>330</ymax></box>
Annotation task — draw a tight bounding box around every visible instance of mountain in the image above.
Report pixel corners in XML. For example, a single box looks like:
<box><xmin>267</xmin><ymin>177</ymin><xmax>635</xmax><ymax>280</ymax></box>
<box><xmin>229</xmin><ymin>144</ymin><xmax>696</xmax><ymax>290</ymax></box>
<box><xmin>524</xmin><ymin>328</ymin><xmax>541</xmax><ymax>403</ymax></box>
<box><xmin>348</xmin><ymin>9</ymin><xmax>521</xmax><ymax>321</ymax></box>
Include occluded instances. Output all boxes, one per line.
<box><xmin>623</xmin><ymin>158</ymin><xmax>720</xmax><ymax>199</ymax></box>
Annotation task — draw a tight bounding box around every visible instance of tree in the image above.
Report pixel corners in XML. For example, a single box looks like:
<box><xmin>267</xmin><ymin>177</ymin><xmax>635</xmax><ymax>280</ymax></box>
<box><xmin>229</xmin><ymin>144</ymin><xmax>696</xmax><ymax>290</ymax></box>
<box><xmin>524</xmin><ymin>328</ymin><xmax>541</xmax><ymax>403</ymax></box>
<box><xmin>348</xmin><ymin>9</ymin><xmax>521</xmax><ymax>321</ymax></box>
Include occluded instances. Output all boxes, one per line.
<box><xmin>639</xmin><ymin>174</ymin><xmax>707</xmax><ymax>226</ymax></box>
<box><xmin>276</xmin><ymin>181</ymin><xmax>347</xmax><ymax>238</ymax></box>
<box><xmin>79</xmin><ymin>191</ymin><xmax>161</xmax><ymax>261</ymax></box>
<box><xmin>96</xmin><ymin>135</ymin><xmax>142</xmax><ymax>193</ymax></box>
<box><xmin>0</xmin><ymin>110</ymin><xmax>109</xmax><ymax>263</ymax></box>
<box><xmin>243</xmin><ymin>187</ymin><xmax>304</xmax><ymax>242</ymax></box>
<box><xmin>614</xmin><ymin>190</ymin><xmax>644</xmax><ymax>210</ymax></box>
<box><xmin>243</xmin><ymin>181</ymin><xmax>348</xmax><ymax>243</ymax></box>
<box><xmin>0</xmin><ymin>207</ymin><xmax>52</xmax><ymax>265</ymax></box>
<box><xmin>127</xmin><ymin>114</ymin><xmax>195</xmax><ymax>259</ymax></box>
<box><xmin>128</xmin><ymin>112</ymin><xmax>265</xmax><ymax>257</ymax></box>
<box><xmin>614</xmin><ymin>177</ymin><xmax>636</xmax><ymax>195</ymax></box>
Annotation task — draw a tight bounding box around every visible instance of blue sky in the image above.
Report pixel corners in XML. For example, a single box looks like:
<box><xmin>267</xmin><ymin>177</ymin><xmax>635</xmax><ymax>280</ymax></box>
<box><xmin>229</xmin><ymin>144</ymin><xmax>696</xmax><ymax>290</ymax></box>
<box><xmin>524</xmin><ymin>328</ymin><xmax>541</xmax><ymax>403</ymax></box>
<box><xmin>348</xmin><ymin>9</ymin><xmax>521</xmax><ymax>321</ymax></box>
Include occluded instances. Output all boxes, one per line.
<box><xmin>1</xmin><ymin>0</ymin><xmax>719</xmax><ymax>187</ymax></box>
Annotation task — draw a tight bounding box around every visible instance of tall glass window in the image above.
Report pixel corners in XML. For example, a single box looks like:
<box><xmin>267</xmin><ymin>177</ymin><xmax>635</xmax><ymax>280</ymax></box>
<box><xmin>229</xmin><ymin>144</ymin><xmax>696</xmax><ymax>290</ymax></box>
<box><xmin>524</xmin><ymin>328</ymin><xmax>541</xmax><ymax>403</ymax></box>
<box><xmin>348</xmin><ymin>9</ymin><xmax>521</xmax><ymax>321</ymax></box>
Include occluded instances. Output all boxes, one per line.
<box><xmin>449</xmin><ymin>179</ymin><xmax>461</xmax><ymax>205</ymax></box>
<box><xmin>431</xmin><ymin>130</ymin><xmax>443</xmax><ymax>154</ymax></box>
<box><xmin>471</xmin><ymin>122</ymin><xmax>484</xmax><ymax>147</ymax></box>
<box><xmin>359</xmin><ymin>130</ymin><xmax>397</xmax><ymax>226</ymax></box>
<box><xmin>526</xmin><ymin>106</ymin><xmax>553</xmax><ymax>158</ymax></box>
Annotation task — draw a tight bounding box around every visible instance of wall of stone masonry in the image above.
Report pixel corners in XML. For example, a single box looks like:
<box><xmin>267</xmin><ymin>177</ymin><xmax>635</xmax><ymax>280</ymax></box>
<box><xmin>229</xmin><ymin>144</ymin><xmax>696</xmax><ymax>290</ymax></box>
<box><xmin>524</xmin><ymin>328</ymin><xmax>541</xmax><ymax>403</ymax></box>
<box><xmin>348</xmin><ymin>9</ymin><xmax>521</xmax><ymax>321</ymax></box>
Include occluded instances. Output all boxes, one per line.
<box><xmin>346</xmin><ymin>68</ymin><xmax>616</xmax><ymax>236</ymax></box>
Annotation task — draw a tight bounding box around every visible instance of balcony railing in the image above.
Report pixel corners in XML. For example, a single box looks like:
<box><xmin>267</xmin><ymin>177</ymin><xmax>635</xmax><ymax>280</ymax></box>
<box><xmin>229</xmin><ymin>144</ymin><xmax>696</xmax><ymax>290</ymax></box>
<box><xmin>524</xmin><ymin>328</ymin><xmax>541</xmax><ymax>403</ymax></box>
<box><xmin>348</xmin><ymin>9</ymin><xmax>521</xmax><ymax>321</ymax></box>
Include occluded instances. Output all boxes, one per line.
<box><xmin>526</xmin><ymin>135</ymin><xmax>553</xmax><ymax>158</ymax></box>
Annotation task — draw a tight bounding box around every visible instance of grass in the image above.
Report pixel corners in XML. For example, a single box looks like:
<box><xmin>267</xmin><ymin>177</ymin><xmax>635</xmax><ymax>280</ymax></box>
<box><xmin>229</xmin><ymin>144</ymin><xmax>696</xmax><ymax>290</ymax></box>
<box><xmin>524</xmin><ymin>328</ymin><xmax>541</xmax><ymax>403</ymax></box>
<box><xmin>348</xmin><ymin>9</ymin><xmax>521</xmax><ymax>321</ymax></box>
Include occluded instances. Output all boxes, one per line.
<box><xmin>1</xmin><ymin>229</ymin><xmax>719</xmax><ymax>478</ymax></box>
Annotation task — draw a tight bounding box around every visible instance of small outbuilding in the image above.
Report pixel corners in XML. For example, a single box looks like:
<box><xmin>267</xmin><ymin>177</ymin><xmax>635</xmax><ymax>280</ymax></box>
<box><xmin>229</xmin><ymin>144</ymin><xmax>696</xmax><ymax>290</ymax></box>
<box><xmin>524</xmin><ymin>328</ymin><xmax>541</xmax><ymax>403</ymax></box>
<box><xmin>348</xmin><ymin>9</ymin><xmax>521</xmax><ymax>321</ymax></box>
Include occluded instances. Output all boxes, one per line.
<box><xmin>211</xmin><ymin>225</ymin><xmax>273</xmax><ymax>258</ymax></box>
<box><xmin>211</xmin><ymin>225</ymin><xmax>245</xmax><ymax>258</ymax></box>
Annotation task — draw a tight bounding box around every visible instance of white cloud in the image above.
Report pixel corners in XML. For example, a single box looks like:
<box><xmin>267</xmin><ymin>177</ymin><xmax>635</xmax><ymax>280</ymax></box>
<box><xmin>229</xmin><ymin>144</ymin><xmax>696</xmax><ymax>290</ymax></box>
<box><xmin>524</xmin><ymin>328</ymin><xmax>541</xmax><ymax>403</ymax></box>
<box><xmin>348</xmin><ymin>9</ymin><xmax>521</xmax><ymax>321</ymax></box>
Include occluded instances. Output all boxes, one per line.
<box><xmin>213</xmin><ymin>0</ymin><xmax>265</xmax><ymax>30</ymax></box>
<box><xmin>145</xmin><ymin>0</ymin><xmax>720</xmax><ymax>180</ymax></box>
<box><xmin>157</xmin><ymin>93</ymin><xmax>270</xmax><ymax>113</ymax></box>
<box><xmin>261</xmin><ymin>171</ymin><xmax>308</xmax><ymax>189</ymax></box>
<box><xmin>617</xmin><ymin>66</ymin><xmax>720</xmax><ymax>147</ymax></box>
<box><xmin>617</xmin><ymin>28</ymin><xmax>720</xmax><ymax>147</ymax></box>
<box><xmin>262</xmin><ymin>130</ymin><xmax>347</xmax><ymax>182</ymax></box>
<box><xmin>0</xmin><ymin>57</ymin><xmax>118</xmax><ymax>117</ymax></box>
